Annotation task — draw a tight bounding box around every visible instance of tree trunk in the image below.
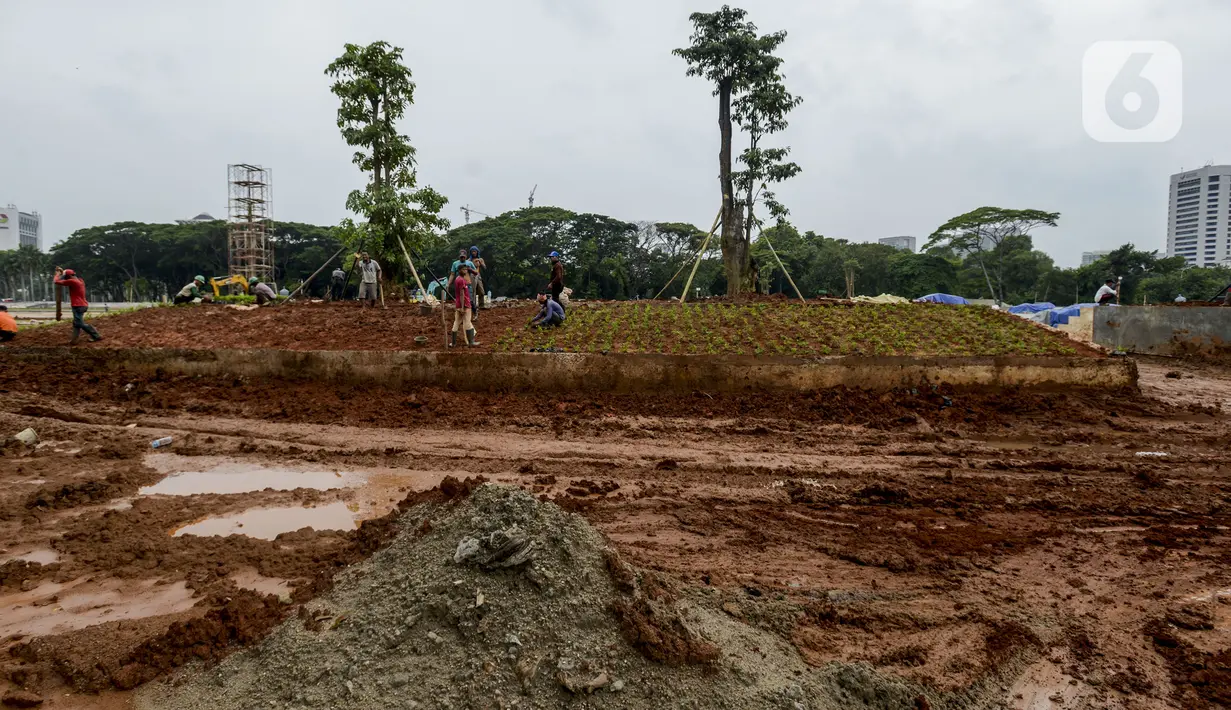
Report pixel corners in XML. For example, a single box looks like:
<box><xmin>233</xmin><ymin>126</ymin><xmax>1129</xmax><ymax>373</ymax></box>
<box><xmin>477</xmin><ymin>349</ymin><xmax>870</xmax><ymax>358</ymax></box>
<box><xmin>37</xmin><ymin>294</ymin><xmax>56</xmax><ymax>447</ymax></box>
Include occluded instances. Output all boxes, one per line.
<box><xmin>718</xmin><ymin>79</ymin><xmax>747</xmax><ymax>296</ymax></box>
<box><xmin>975</xmin><ymin>254</ymin><xmax>997</xmax><ymax>303</ymax></box>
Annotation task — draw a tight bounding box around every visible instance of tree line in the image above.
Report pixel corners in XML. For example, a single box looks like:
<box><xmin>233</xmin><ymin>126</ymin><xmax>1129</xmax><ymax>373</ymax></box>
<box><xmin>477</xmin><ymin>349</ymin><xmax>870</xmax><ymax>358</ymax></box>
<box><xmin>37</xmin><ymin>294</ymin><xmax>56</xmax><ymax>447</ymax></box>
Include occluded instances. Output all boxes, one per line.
<box><xmin>3</xmin><ymin>205</ymin><xmax>1222</xmax><ymax>306</ymax></box>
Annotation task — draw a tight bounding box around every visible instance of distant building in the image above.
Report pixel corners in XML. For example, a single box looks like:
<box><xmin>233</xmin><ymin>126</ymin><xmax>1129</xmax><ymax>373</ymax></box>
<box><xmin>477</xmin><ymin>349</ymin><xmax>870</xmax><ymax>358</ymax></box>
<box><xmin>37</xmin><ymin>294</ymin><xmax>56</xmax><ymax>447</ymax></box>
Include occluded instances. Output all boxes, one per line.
<box><xmin>176</xmin><ymin>212</ymin><xmax>218</xmax><ymax>225</ymax></box>
<box><xmin>1167</xmin><ymin>165</ymin><xmax>1231</xmax><ymax>266</ymax></box>
<box><xmin>879</xmin><ymin>235</ymin><xmax>916</xmax><ymax>252</ymax></box>
<box><xmin>1081</xmin><ymin>250</ymin><xmax>1111</xmax><ymax>266</ymax></box>
<box><xmin>0</xmin><ymin>205</ymin><xmax>43</xmax><ymax>251</ymax></box>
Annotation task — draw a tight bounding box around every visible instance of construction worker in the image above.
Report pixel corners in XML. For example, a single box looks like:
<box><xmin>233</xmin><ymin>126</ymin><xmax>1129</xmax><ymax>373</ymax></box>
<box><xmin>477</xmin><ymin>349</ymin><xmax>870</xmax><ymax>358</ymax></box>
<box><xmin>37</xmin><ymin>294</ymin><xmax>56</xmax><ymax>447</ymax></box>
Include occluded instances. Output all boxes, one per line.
<box><xmin>53</xmin><ymin>267</ymin><xmax>102</xmax><ymax>344</ymax></box>
<box><xmin>450</xmin><ymin>263</ymin><xmax>479</xmax><ymax>348</ymax></box>
<box><xmin>529</xmin><ymin>292</ymin><xmax>565</xmax><ymax>329</ymax></box>
<box><xmin>330</xmin><ymin>266</ymin><xmax>346</xmax><ymax>301</ymax></box>
<box><xmin>449</xmin><ymin>248</ymin><xmax>475</xmax><ymax>303</ymax></box>
<box><xmin>1095</xmin><ymin>278</ymin><xmax>1117</xmax><ymax>305</ymax></box>
<box><xmin>468</xmin><ymin>246</ymin><xmax>486</xmax><ymax>320</ymax></box>
<box><xmin>174</xmin><ymin>275</ymin><xmax>207</xmax><ymax>305</ymax></box>
<box><xmin>355</xmin><ymin>252</ymin><xmax>381</xmax><ymax>307</ymax></box>
<box><xmin>547</xmin><ymin>250</ymin><xmax>565</xmax><ymax>313</ymax></box>
<box><xmin>0</xmin><ymin>305</ymin><xmax>17</xmax><ymax>342</ymax></box>
<box><xmin>249</xmin><ymin>277</ymin><xmax>277</xmax><ymax>306</ymax></box>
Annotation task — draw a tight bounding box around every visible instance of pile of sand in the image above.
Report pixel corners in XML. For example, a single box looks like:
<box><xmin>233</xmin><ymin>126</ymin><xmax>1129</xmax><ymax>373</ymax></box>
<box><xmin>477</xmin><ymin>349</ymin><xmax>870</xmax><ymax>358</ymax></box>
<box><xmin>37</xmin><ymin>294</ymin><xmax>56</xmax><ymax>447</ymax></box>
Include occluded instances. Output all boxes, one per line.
<box><xmin>137</xmin><ymin>485</ymin><xmax>930</xmax><ymax>710</ymax></box>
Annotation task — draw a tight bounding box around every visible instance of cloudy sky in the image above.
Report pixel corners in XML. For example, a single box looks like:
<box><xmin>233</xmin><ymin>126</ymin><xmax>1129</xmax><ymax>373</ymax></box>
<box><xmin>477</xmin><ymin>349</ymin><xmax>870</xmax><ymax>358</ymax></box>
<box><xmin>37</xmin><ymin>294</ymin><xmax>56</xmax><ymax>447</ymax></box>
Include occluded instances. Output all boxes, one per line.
<box><xmin>3</xmin><ymin>0</ymin><xmax>1229</xmax><ymax>266</ymax></box>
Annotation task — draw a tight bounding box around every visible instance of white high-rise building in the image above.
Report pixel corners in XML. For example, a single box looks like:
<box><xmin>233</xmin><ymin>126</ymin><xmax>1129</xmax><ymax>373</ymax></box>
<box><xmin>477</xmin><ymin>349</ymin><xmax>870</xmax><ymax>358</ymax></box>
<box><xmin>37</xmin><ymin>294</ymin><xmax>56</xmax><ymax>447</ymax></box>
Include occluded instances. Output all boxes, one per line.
<box><xmin>878</xmin><ymin>236</ymin><xmax>916</xmax><ymax>252</ymax></box>
<box><xmin>0</xmin><ymin>204</ymin><xmax>43</xmax><ymax>251</ymax></box>
<box><xmin>1081</xmin><ymin>250</ymin><xmax>1111</xmax><ymax>266</ymax></box>
<box><xmin>1167</xmin><ymin>166</ymin><xmax>1231</xmax><ymax>266</ymax></box>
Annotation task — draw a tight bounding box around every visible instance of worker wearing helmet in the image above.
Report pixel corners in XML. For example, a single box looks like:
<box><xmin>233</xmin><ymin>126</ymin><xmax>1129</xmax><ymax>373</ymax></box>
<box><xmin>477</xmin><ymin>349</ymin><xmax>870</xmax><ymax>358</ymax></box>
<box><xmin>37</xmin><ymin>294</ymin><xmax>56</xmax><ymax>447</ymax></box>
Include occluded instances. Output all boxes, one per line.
<box><xmin>547</xmin><ymin>250</ymin><xmax>565</xmax><ymax>313</ymax></box>
<box><xmin>174</xmin><ymin>275</ymin><xmax>207</xmax><ymax>305</ymax></box>
<box><xmin>249</xmin><ymin>277</ymin><xmax>277</xmax><ymax>306</ymax></box>
<box><xmin>53</xmin><ymin>266</ymin><xmax>102</xmax><ymax>343</ymax></box>
<box><xmin>468</xmin><ymin>245</ymin><xmax>486</xmax><ymax>320</ymax></box>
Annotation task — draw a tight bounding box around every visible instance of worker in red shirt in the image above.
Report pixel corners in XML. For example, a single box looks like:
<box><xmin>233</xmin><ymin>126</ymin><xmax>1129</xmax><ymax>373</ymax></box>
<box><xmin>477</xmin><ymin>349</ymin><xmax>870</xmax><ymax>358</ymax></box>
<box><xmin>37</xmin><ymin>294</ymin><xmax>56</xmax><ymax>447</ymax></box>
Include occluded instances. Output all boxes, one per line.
<box><xmin>53</xmin><ymin>267</ymin><xmax>102</xmax><ymax>344</ymax></box>
<box><xmin>0</xmin><ymin>305</ymin><xmax>17</xmax><ymax>342</ymax></box>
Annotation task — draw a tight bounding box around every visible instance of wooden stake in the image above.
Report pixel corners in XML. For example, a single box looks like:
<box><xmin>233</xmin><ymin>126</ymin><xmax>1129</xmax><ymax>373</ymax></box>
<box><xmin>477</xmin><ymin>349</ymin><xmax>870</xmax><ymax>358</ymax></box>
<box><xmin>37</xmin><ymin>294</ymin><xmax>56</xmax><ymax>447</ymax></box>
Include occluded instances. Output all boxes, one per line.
<box><xmin>395</xmin><ymin>234</ymin><xmax>428</xmax><ymax>298</ymax></box>
<box><xmin>653</xmin><ymin>209</ymin><xmax>721</xmax><ymax>301</ymax></box>
<box><xmin>677</xmin><ymin>210</ymin><xmax>723</xmax><ymax>305</ymax></box>
<box><xmin>285</xmin><ymin>244</ymin><xmax>348</xmax><ymax>302</ymax></box>
<box><xmin>55</xmin><ymin>281</ymin><xmax>62</xmax><ymax>321</ymax></box>
<box><xmin>759</xmin><ymin>229</ymin><xmax>806</xmax><ymax>304</ymax></box>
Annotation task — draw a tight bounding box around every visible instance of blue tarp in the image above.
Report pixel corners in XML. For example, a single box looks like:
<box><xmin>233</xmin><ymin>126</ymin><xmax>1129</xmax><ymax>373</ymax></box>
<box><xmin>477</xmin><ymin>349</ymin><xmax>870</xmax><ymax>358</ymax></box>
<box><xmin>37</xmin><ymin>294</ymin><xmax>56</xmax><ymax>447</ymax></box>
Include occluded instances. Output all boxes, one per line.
<box><xmin>914</xmin><ymin>293</ymin><xmax>970</xmax><ymax>305</ymax></box>
<box><xmin>1047</xmin><ymin>303</ymin><xmax>1107</xmax><ymax>327</ymax></box>
<box><xmin>1008</xmin><ymin>302</ymin><xmax>1056</xmax><ymax>315</ymax></box>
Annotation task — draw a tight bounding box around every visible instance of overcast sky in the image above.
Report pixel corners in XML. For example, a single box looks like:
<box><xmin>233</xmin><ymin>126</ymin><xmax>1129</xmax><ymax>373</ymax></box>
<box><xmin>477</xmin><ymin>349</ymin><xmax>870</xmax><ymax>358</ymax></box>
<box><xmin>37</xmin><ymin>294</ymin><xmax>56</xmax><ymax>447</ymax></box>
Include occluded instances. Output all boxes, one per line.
<box><xmin>3</xmin><ymin>0</ymin><xmax>1229</xmax><ymax>267</ymax></box>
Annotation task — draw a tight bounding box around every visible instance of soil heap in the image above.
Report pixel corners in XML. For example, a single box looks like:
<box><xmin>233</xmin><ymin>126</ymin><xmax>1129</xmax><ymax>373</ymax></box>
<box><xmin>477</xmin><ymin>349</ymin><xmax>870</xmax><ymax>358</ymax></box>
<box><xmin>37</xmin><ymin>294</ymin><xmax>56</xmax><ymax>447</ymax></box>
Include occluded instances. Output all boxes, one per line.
<box><xmin>137</xmin><ymin>484</ymin><xmax>930</xmax><ymax>710</ymax></box>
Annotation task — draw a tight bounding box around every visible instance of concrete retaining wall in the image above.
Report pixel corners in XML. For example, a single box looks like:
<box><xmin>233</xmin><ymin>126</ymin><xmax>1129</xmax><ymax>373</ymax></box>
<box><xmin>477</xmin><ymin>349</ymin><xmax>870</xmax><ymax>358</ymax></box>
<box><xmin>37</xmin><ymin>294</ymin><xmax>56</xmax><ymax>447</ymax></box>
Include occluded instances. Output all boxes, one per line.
<box><xmin>4</xmin><ymin>347</ymin><xmax>1137</xmax><ymax>393</ymax></box>
<box><xmin>1092</xmin><ymin>305</ymin><xmax>1231</xmax><ymax>356</ymax></box>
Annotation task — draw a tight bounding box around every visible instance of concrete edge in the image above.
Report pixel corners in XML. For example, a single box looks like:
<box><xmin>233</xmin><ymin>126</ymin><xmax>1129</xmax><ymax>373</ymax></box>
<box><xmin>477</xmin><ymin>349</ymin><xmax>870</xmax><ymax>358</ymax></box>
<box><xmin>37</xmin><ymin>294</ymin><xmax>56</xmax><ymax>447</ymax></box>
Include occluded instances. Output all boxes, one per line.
<box><xmin>1</xmin><ymin>346</ymin><xmax>1138</xmax><ymax>394</ymax></box>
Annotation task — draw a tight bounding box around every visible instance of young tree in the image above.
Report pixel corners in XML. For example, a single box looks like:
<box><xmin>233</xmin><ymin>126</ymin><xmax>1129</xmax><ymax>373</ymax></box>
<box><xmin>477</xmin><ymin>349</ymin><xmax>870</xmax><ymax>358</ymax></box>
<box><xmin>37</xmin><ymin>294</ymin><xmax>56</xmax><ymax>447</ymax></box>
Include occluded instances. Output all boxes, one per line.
<box><xmin>326</xmin><ymin>42</ymin><xmax>448</xmax><ymax>285</ymax></box>
<box><xmin>674</xmin><ymin>6</ymin><xmax>789</xmax><ymax>295</ymax></box>
<box><xmin>924</xmin><ymin>207</ymin><xmax>1059</xmax><ymax>305</ymax></box>
<box><xmin>734</xmin><ymin>73</ymin><xmax>801</xmax><ymax>248</ymax></box>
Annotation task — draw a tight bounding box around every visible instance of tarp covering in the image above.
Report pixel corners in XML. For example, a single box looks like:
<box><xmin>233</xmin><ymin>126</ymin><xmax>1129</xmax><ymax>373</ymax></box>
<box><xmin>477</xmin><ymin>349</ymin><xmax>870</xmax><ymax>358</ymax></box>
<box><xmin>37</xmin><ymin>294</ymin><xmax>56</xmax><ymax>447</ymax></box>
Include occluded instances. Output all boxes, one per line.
<box><xmin>1047</xmin><ymin>303</ymin><xmax>1105</xmax><ymax>327</ymax></box>
<box><xmin>1008</xmin><ymin>302</ymin><xmax>1056</xmax><ymax>315</ymax></box>
<box><xmin>852</xmin><ymin>293</ymin><xmax>910</xmax><ymax>304</ymax></box>
<box><xmin>914</xmin><ymin>293</ymin><xmax>970</xmax><ymax>305</ymax></box>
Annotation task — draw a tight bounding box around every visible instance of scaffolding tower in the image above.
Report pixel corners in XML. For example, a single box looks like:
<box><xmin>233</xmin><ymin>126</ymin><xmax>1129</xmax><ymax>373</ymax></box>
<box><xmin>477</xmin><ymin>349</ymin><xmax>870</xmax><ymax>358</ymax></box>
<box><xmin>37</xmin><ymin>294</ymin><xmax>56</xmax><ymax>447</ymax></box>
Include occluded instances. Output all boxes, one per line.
<box><xmin>226</xmin><ymin>164</ymin><xmax>274</xmax><ymax>285</ymax></box>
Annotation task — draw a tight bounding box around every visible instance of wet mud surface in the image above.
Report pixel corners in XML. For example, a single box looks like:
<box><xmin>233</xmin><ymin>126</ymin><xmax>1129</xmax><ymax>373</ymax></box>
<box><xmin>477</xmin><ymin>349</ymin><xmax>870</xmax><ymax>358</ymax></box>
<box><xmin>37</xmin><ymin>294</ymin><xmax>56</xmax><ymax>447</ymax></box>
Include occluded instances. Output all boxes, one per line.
<box><xmin>0</xmin><ymin>352</ymin><xmax>1227</xmax><ymax>708</ymax></box>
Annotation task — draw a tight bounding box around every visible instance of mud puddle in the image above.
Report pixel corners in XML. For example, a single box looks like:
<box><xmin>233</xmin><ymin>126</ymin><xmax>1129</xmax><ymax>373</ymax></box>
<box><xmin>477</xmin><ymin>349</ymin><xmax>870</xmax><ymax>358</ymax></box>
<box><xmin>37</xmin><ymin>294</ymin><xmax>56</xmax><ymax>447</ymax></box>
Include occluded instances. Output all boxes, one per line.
<box><xmin>1009</xmin><ymin>658</ymin><xmax>1089</xmax><ymax>709</ymax></box>
<box><xmin>0</xmin><ymin>578</ymin><xmax>195</xmax><ymax>638</ymax></box>
<box><xmin>0</xmin><ymin>548</ymin><xmax>60</xmax><ymax>565</ymax></box>
<box><xmin>141</xmin><ymin>454</ymin><xmax>358</xmax><ymax>496</ymax></box>
<box><xmin>172</xmin><ymin>502</ymin><xmax>358</xmax><ymax>540</ymax></box>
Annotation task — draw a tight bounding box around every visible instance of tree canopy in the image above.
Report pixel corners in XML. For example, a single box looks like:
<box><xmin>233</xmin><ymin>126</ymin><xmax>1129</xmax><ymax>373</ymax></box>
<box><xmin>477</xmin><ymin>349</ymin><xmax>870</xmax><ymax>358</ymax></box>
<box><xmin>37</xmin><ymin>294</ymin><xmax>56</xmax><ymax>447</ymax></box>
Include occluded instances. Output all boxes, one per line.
<box><xmin>925</xmin><ymin>207</ymin><xmax>1059</xmax><ymax>305</ymax></box>
<box><xmin>326</xmin><ymin>41</ymin><xmax>449</xmax><ymax>285</ymax></box>
<box><xmin>675</xmin><ymin>6</ymin><xmax>794</xmax><ymax>295</ymax></box>
<box><xmin>5</xmin><ymin>208</ymin><xmax>1223</xmax><ymax>308</ymax></box>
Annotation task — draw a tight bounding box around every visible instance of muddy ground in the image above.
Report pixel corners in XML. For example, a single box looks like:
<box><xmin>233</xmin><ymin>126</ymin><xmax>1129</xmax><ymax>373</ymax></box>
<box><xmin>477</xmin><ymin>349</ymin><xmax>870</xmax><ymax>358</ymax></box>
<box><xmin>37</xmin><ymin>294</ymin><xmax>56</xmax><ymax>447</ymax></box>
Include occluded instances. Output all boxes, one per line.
<box><xmin>0</xmin><ymin>354</ymin><xmax>1228</xmax><ymax>709</ymax></box>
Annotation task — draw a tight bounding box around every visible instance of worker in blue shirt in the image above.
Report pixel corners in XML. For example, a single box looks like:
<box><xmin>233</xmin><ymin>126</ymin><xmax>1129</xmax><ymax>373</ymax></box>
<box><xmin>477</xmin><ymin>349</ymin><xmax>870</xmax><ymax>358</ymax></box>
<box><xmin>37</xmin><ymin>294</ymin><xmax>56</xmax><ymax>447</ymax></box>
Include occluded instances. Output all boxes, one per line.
<box><xmin>530</xmin><ymin>293</ymin><xmax>565</xmax><ymax>328</ymax></box>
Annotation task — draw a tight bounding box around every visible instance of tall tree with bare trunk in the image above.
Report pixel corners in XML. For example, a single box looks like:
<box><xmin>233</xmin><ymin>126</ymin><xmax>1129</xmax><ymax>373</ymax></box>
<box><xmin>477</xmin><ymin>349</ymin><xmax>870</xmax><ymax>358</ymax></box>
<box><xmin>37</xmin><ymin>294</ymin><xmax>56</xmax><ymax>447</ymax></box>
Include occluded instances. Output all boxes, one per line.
<box><xmin>674</xmin><ymin>6</ymin><xmax>789</xmax><ymax>295</ymax></box>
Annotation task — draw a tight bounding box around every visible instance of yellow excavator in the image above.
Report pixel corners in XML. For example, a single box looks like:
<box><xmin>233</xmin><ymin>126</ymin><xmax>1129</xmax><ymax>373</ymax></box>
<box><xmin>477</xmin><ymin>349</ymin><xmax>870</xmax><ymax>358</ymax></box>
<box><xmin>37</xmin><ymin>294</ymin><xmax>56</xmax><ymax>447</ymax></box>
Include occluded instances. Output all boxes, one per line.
<box><xmin>209</xmin><ymin>275</ymin><xmax>250</xmax><ymax>299</ymax></box>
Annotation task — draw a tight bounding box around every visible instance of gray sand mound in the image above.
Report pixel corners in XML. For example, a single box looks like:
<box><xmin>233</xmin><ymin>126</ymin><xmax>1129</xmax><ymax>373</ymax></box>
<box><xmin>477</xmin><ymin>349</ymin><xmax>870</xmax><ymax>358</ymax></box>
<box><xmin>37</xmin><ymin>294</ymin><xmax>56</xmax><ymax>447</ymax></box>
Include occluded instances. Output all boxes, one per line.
<box><xmin>138</xmin><ymin>485</ymin><xmax>932</xmax><ymax>710</ymax></box>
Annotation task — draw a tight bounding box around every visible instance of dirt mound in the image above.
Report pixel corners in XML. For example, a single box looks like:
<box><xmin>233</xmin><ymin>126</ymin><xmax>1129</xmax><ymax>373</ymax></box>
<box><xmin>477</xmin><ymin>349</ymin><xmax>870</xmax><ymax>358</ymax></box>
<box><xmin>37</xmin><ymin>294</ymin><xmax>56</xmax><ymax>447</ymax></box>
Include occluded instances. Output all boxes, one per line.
<box><xmin>6</xmin><ymin>301</ymin><xmax>535</xmax><ymax>353</ymax></box>
<box><xmin>137</xmin><ymin>485</ymin><xmax>931</xmax><ymax>710</ymax></box>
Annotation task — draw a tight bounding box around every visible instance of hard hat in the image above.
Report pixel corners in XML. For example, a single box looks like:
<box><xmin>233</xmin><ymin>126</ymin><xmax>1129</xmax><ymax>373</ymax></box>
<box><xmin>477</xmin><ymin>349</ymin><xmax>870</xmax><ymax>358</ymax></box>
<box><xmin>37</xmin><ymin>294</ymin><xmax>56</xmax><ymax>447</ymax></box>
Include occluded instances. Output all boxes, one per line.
<box><xmin>195</xmin><ymin>275</ymin><xmax>205</xmax><ymax>283</ymax></box>
<box><xmin>63</xmin><ymin>268</ymin><xmax>76</xmax><ymax>277</ymax></box>
<box><xmin>549</xmin><ymin>251</ymin><xmax>560</xmax><ymax>258</ymax></box>
<box><xmin>248</xmin><ymin>277</ymin><xmax>258</xmax><ymax>285</ymax></box>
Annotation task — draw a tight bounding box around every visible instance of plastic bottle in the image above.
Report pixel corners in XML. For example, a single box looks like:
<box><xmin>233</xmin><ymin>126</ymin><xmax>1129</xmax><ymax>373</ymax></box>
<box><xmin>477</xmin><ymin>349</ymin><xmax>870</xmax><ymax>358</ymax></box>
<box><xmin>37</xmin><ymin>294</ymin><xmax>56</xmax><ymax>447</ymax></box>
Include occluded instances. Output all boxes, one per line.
<box><xmin>151</xmin><ymin>436</ymin><xmax>173</xmax><ymax>449</ymax></box>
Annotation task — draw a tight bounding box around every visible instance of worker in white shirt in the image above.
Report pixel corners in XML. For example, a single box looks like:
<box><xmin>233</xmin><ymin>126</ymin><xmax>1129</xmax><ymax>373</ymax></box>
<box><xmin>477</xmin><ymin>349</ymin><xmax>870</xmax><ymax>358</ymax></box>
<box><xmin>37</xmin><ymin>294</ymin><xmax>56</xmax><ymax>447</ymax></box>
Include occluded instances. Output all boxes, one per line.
<box><xmin>1095</xmin><ymin>278</ymin><xmax>1118</xmax><ymax>305</ymax></box>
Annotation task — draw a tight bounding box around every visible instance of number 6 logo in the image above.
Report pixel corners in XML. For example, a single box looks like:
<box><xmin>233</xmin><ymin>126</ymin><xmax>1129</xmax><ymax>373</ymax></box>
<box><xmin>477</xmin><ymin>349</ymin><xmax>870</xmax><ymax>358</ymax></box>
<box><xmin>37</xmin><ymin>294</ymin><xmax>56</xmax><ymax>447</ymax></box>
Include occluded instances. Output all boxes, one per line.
<box><xmin>1083</xmin><ymin>41</ymin><xmax>1182</xmax><ymax>143</ymax></box>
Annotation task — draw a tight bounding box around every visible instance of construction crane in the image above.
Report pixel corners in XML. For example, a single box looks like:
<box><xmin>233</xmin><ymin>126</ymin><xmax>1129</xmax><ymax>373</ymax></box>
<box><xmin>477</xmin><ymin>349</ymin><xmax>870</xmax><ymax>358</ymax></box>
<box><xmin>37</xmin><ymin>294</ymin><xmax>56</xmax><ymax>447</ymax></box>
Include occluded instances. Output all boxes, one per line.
<box><xmin>528</xmin><ymin>185</ymin><xmax>537</xmax><ymax>208</ymax></box>
<box><xmin>461</xmin><ymin>205</ymin><xmax>489</xmax><ymax>225</ymax></box>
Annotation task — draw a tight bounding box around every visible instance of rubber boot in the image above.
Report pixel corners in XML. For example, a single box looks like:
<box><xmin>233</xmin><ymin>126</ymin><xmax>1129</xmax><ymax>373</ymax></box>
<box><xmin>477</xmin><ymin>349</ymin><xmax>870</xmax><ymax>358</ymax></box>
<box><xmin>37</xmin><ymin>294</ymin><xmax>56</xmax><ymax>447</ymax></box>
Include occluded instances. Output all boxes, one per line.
<box><xmin>69</xmin><ymin>331</ymin><xmax>80</xmax><ymax>346</ymax></box>
<box><xmin>466</xmin><ymin>329</ymin><xmax>480</xmax><ymax>347</ymax></box>
<box><xmin>448</xmin><ymin>331</ymin><xmax>456</xmax><ymax>348</ymax></box>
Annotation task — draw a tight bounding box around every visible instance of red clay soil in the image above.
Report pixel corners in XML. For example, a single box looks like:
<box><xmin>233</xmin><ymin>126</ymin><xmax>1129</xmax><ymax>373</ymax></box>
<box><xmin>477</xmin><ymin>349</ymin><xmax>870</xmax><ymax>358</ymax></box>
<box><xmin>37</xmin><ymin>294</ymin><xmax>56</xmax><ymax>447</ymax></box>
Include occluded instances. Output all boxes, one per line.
<box><xmin>4</xmin><ymin>299</ymin><xmax>1103</xmax><ymax>358</ymax></box>
<box><xmin>6</xmin><ymin>301</ymin><xmax>535</xmax><ymax>352</ymax></box>
<box><xmin>0</xmin><ymin>350</ymin><xmax>1227</xmax><ymax>708</ymax></box>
